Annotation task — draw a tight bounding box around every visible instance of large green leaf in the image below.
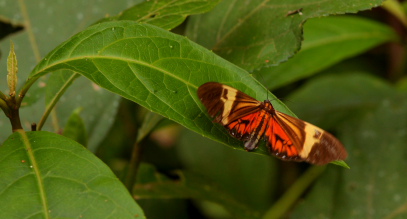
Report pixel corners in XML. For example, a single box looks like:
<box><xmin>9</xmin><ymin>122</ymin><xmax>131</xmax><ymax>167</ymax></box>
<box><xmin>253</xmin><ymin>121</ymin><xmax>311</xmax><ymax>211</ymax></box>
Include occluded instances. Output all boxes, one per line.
<box><xmin>185</xmin><ymin>0</ymin><xmax>385</xmax><ymax>71</ymax></box>
<box><xmin>259</xmin><ymin>16</ymin><xmax>398</xmax><ymax>90</ymax></box>
<box><xmin>44</xmin><ymin>0</ymin><xmax>223</xmax><ymax>148</ymax></box>
<box><xmin>0</xmin><ymin>131</ymin><xmax>144</xmax><ymax>218</ymax></box>
<box><xmin>27</xmin><ymin>21</ymin><xmax>293</xmax><ymax>156</ymax></box>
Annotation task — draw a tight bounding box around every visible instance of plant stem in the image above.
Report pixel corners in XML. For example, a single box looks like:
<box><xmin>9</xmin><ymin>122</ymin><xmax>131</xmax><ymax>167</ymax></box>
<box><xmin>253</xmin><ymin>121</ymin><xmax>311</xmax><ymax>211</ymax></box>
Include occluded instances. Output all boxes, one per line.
<box><xmin>15</xmin><ymin>75</ymin><xmax>38</xmax><ymax>108</ymax></box>
<box><xmin>124</xmin><ymin>141</ymin><xmax>143</xmax><ymax>193</ymax></box>
<box><xmin>0</xmin><ymin>91</ymin><xmax>8</xmax><ymax>102</ymax></box>
<box><xmin>123</xmin><ymin>112</ymin><xmax>163</xmax><ymax>193</ymax></box>
<box><xmin>0</xmin><ymin>98</ymin><xmax>10</xmax><ymax>117</ymax></box>
<box><xmin>262</xmin><ymin>165</ymin><xmax>326</xmax><ymax>219</ymax></box>
<box><xmin>8</xmin><ymin>104</ymin><xmax>23</xmax><ymax>131</ymax></box>
<box><xmin>37</xmin><ymin>73</ymin><xmax>78</xmax><ymax>131</ymax></box>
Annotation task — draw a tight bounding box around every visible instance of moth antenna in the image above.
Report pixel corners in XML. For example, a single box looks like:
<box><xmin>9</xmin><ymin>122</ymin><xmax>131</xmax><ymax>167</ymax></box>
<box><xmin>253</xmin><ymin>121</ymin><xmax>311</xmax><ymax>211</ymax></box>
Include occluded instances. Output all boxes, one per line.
<box><xmin>253</xmin><ymin>71</ymin><xmax>269</xmax><ymax>100</ymax></box>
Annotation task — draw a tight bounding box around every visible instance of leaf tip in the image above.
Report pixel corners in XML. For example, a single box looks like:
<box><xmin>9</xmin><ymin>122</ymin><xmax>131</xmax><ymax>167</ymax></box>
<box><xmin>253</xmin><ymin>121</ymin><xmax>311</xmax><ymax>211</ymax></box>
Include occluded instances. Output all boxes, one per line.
<box><xmin>330</xmin><ymin>160</ymin><xmax>350</xmax><ymax>169</ymax></box>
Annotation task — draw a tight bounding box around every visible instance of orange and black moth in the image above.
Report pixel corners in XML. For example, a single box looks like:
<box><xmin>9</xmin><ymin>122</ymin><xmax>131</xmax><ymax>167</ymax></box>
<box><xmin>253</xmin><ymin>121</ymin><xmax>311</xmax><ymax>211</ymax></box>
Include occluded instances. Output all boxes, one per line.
<box><xmin>197</xmin><ymin>82</ymin><xmax>348</xmax><ymax>165</ymax></box>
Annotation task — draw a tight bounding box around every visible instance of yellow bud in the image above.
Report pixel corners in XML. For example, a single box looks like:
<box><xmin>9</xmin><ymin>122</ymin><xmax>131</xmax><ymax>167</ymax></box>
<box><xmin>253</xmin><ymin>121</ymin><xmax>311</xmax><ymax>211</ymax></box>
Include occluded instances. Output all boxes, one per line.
<box><xmin>7</xmin><ymin>41</ymin><xmax>18</xmax><ymax>97</ymax></box>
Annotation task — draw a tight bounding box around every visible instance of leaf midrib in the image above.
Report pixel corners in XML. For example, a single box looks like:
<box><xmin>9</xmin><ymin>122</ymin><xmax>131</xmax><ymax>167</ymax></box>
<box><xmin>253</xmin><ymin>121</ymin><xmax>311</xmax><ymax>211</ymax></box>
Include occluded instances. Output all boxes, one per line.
<box><xmin>17</xmin><ymin>130</ymin><xmax>50</xmax><ymax>219</ymax></box>
<box><xmin>31</xmin><ymin>55</ymin><xmax>228</xmax><ymax>131</ymax></box>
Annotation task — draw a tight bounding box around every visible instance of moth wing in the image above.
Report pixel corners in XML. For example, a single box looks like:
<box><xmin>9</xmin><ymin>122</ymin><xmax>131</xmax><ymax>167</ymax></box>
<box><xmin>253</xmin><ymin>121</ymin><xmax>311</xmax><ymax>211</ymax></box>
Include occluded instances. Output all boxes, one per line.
<box><xmin>198</xmin><ymin>82</ymin><xmax>261</xmax><ymax>125</ymax></box>
<box><xmin>266</xmin><ymin>111</ymin><xmax>348</xmax><ymax>165</ymax></box>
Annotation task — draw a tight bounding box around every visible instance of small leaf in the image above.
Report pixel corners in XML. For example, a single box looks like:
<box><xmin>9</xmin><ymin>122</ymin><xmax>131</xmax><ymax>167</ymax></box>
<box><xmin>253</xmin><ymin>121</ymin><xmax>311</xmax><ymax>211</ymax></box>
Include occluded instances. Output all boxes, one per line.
<box><xmin>0</xmin><ymin>131</ymin><xmax>145</xmax><ymax>218</ymax></box>
<box><xmin>7</xmin><ymin>41</ymin><xmax>18</xmax><ymax>96</ymax></box>
<box><xmin>63</xmin><ymin>107</ymin><xmax>88</xmax><ymax>146</ymax></box>
<box><xmin>331</xmin><ymin>160</ymin><xmax>350</xmax><ymax>169</ymax></box>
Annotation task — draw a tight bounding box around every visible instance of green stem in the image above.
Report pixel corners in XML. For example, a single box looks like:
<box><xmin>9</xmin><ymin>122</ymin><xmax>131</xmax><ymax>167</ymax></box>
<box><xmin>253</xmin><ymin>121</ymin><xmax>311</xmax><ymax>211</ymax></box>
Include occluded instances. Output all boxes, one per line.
<box><xmin>0</xmin><ymin>98</ymin><xmax>11</xmax><ymax>117</ymax></box>
<box><xmin>123</xmin><ymin>112</ymin><xmax>163</xmax><ymax>193</ymax></box>
<box><xmin>124</xmin><ymin>141</ymin><xmax>143</xmax><ymax>193</ymax></box>
<box><xmin>15</xmin><ymin>76</ymin><xmax>38</xmax><ymax>107</ymax></box>
<box><xmin>0</xmin><ymin>91</ymin><xmax>7</xmax><ymax>101</ymax></box>
<box><xmin>262</xmin><ymin>165</ymin><xmax>326</xmax><ymax>219</ymax></box>
<box><xmin>37</xmin><ymin>73</ymin><xmax>79</xmax><ymax>131</ymax></box>
<box><xmin>9</xmin><ymin>107</ymin><xmax>23</xmax><ymax>132</ymax></box>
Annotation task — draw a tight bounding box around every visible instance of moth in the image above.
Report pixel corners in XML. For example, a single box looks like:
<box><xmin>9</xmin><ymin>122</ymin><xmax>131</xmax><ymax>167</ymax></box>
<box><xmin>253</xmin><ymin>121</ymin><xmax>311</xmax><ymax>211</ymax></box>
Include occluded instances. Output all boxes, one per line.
<box><xmin>197</xmin><ymin>82</ymin><xmax>347</xmax><ymax>165</ymax></box>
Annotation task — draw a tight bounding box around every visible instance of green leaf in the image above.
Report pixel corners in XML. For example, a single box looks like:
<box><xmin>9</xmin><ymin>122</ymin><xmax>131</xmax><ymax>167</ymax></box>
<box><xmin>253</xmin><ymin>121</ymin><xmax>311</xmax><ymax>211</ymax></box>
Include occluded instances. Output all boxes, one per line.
<box><xmin>28</xmin><ymin>21</ymin><xmax>293</xmax><ymax>156</ymax></box>
<box><xmin>259</xmin><ymin>16</ymin><xmax>398</xmax><ymax>90</ymax></box>
<box><xmin>37</xmin><ymin>0</ymin><xmax>221</xmax><ymax>150</ymax></box>
<box><xmin>63</xmin><ymin>107</ymin><xmax>88</xmax><ymax>146</ymax></box>
<box><xmin>331</xmin><ymin>160</ymin><xmax>350</xmax><ymax>169</ymax></box>
<box><xmin>291</xmin><ymin>95</ymin><xmax>407</xmax><ymax>219</ymax></box>
<box><xmin>101</xmin><ymin>0</ymin><xmax>222</xmax><ymax>30</ymax></box>
<box><xmin>0</xmin><ymin>130</ymin><xmax>144</xmax><ymax>218</ymax></box>
<box><xmin>185</xmin><ymin>0</ymin><xmax>385</xmax><ymax>71</ymax></box>
<box><xmin>134</xmin><ymin>163</ymin><xmax>261</xmax><ymax>219</ymax></box>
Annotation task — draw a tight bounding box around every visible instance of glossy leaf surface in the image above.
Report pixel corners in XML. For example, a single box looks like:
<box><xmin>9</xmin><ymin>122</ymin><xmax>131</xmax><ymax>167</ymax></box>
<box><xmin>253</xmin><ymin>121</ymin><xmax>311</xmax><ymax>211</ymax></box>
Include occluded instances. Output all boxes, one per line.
<box><xmin>0</xmin><ymin>131</ymin><xmax>144</xmax><ymax>218</ymax></box>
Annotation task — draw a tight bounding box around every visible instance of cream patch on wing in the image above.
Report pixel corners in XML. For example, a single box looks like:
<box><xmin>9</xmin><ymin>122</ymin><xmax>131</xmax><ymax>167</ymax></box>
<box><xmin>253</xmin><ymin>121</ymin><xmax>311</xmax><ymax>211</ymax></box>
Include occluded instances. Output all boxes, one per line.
<box><xmin>300</xmin><ymin>123</ymin><xmax>324</xmax><ymax>158</ymax></box>
<box><xmin>220</xmin><ymin>86</ymin><xmax>238</xmax><ymax>124</ymax></box>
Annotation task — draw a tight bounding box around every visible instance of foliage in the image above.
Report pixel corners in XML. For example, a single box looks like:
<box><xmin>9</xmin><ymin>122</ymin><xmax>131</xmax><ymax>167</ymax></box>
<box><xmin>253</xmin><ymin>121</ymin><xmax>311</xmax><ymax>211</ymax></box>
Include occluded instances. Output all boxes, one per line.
<box><xmin>1</xmin><ymin>0</ymin><xmax>406</xmax><ymax>218</ymax></box>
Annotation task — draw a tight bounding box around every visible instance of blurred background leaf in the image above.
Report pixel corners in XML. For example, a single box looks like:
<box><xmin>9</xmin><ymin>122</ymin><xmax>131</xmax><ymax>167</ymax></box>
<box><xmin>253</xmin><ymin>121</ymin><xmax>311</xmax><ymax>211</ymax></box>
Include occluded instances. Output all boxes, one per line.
<box><xmin>134</xmin><ymin>163</ymin><xmax>261</xmax><ymax>219</ymax></box>
<box><xmin>259</xmin><ymin>16</ymin><xmax>398</xmax><ymax>90</ymax></box>
<box><xmin>289</xmin><ymin>74</ymin><xmax>407</xmax><ymax>218</ymax></box>
<box><xmin>185</xmin><ymin>0</ymin><xmax>385</xmax><ymax>71</ymax></box>
<box><xmin>62</xmin><ymin>107</ymin><xmax>88</xmax><ymax>146</ymax></box>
